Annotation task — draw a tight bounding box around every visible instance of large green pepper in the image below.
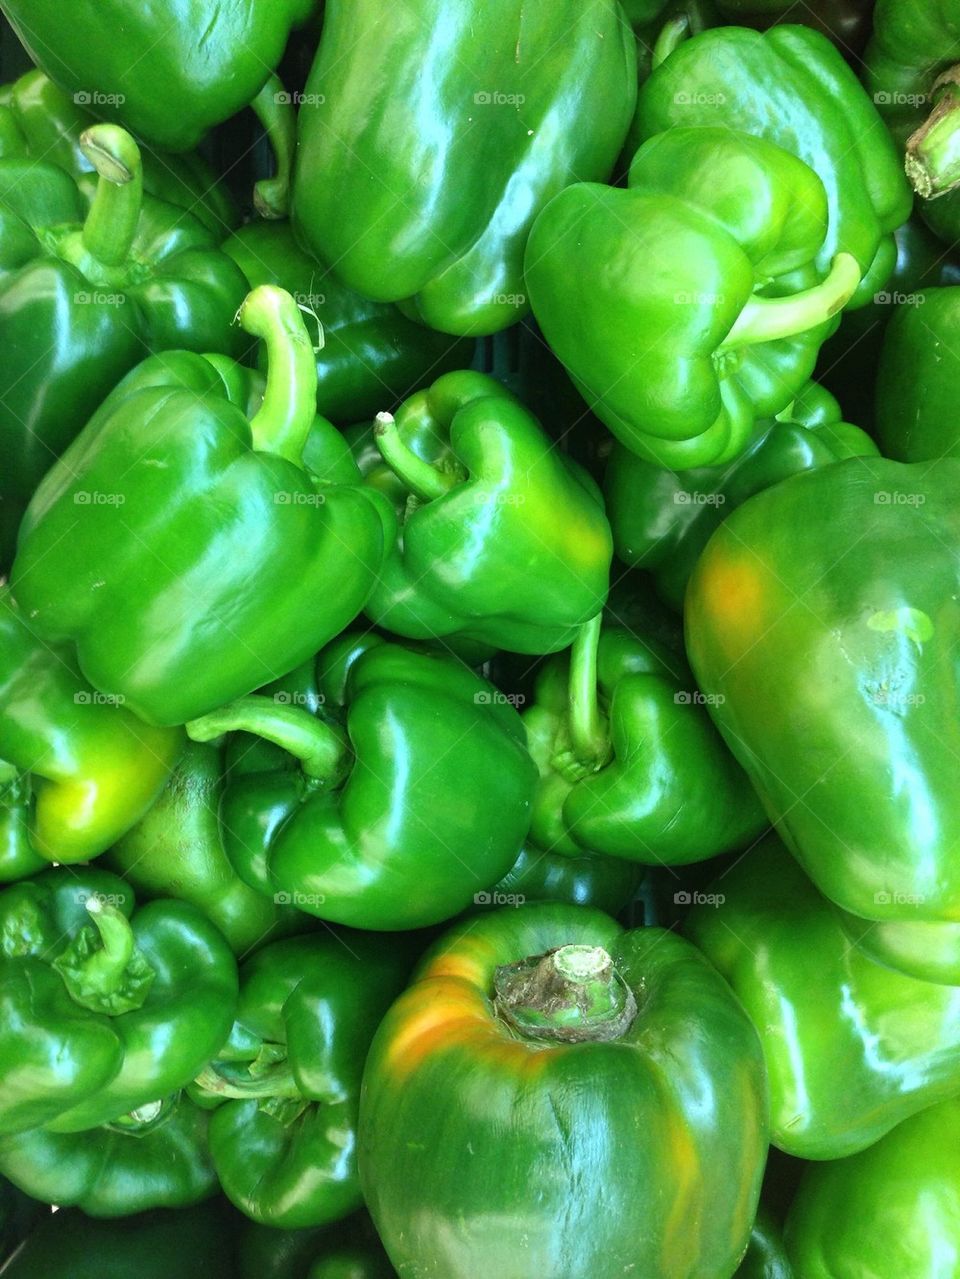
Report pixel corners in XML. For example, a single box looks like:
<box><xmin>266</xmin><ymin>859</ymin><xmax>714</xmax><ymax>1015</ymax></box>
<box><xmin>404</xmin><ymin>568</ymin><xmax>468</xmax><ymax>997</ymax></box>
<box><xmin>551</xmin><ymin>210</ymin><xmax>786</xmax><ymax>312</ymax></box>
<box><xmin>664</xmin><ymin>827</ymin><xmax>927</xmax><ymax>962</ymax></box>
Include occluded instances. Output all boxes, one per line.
<box><xmin>357</xmin><ymin>371</ymin><xmax>612</xmax><ymax>653</ymax></box>
<box><xmin>876</xmin><ymin>287</ymin><xmax>960</xmax><ymax>459</ymax></box>
<box><xmin>605</xmin><ymin>383</ymin><xmax>877</xmax><ymax>609</ymax></box>
<box><xmin>292</xmin><ymin>0</ymin><xmax>636</xmax><ymax>336</ymax></box>
<box><xmin>192</xmin><ymin>932</ymin><xmax>409</xmax><ymax>1229</ymax></box>
<box><xmin>686</xmin><ymin>454</ymin><xmax>960</xmax><ymax>984</ymax></box>
<box><xmin>11</xmin><ymin>286</ymin><xmax>385</xmax><ymax>727</ymax></box>
<box><xmin>524</xmin><ymin>616</ymin><xmax>766</xmax><ymax>864</ymax></box>
<box><xmin>0</xmin><ymin>69</ymin><xmax>237</xmax><ymax>235</ymax></box>
<box><xmin>0</xmin><ymin>125</ymin><xmax>248</xmax><ymax>567</ymax></box>
<box><xmin>185</xmin><ymin>636</ymin><xmax>537</xmax><ymax>930</ymax></box>
<box><xmin>0</xmin><ymin>867</ymin><xmax>237</xmax><ymax>1135</ymax></box>
<box><xmin>784</xmin><ymin>1097</ymin><xmax>960</xmax><ymax>1275</ymax></box>
<box><xmin>223</xmin><ymin>222</ymin><xmax>472</xmax><ymax>424</ymax></box>
<box><xmin>237</xmin><ymin>1212</ymin><xmax>394</xmax><ymax>1279</ymax></box>
<box><xmin>487</xmin><ymin>845</ymin><xmax>644</xmax><ymax>916</ymax></box>
<box><xmin>687</xmin><ymin>836</ymin><xmax>960</xmax><ymax>1160</ymax></box>
<box><xmin>526</xmin><ymin>128</ymin><xmax>860</xmax><ymax>469</ymax></box>
<box><xmin>0</xmin><ymin>1093</ymin><xmax>217</xmax><ymax>1217</ymax></box>
<box><xmin>360</xmin><ymin>902</ymin><xmax>768</xmax><ymax>1279</ymax></box>
<box><xmin>0</xmin><ymin>588</ymin><xmax>182</xmax><ymax>874</ymax></box>
<box><xmin>632</xmin><ymin>24</ymin><xmax>911</xmax><ymax>308</ymax></box>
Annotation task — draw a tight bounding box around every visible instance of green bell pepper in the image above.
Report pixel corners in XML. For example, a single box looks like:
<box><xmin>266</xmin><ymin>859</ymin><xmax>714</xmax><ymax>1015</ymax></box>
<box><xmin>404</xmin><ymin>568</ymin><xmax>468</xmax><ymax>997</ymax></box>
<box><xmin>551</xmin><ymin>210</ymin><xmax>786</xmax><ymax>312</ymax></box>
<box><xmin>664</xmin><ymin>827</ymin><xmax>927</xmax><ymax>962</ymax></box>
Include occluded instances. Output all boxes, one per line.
<box><xmin>0</xmin><ymin>124</ymin><xmax>249</xmax><ymax>568</ymax></box>
<box><xmin>632</xmin><ymin>24</ymin><xmax>912</xmax><ymax>308</ymax></box>
<box><xmin>876</xmin><ymin>287</ymin><xmax>960</xmax><ymax>459</ymax></box>
<box><xmin>485</xmin><ymin>844</ymin><xmax>645</xmax><ymax>916</ymax></box>
<box><xmin>0</xmin><ymin>1093</ymin><xmax>217</xmax><ymax>1217</ymax></box>
<box><xmin>0</xmin><ymin>69</ymin><xmax>237</xmax><ymax>235</ymax></box>
<box><xmin>358</xmin><ymin>371</ymin><xmax>612</xmax><ymax>653</ymax></box>
<box><xmin>714</xmin><ymin>0</ymin><xmax>873</xmax><ymax>52</ymax></box>
<box><xmin>736</xmin><ymin>1206</ymin><xmax>795</xmax><ymax>1279</ymax></box>
<box><xmin>12</xmin><ymin>286</ymin><xmax>385</xmax><ymax>727</ymax></box>
<box><xmin>106</xmin><ymin>740</ymin><xmax>307</xmax><ymax>957</ymax></box>
<box><xmin>605</xmin><ymin>383</ymin><xmax>878</xmax><ymax>609</ymax></box>
<box><xmin>784</xmin><ymin>1097</ymin><xmax>960</xmax><ymax>1276</ymax></box>
<box><xmin>223</xmin><ymin>221</ymin><xmax>472</xmax><ymax>424</ymax></box>
<box><xmin>524</xmin><ymin>615</ymin><xmax>766</xmax><ymax>864</ymax></box>
<box><xmin>0</xmin><ymin>587</ymin><xmax>182</xmax><ymax>873</ymax></box>
<box><xmin>526</xmin><ymin>127</ymin><xmax>860</xmax><ymax>469</ymax></box>
<box><xmin>292</xmin><ymin>0</ymin><xmax>637</xmax><ymax>336</ymax></box>
<box><xmin>360</xmin><ymin>902</ymin><xmax>768</xmax><ymax>1279</ymax></box>
<box><xmin>185</xmin><ymin>636</ymin><xmax>537</xmax><ymax>930</ymax></box>
<box><xmin>687</xmin><ymin>835</ymin><xmax>960</xmax><ymax>1160</ymax></box>
<box><xmin>192</xmin><ymin>932</ymin><xmax>410</xmax><ymax>1229</ymax></box>
<box><xmin>685</xmin><ymin>454</ymin><xmax>960</xmax><ymax>983</ymax></box>
<box><xmin>0</xmin><ymin>867</ymin><xmax>237</xmax><ymax>1135</ymax></box>
<box><xmin>237</xmin><ymin>1212</ymin><xmax>394</xmax><ymax>1279</ymax></box>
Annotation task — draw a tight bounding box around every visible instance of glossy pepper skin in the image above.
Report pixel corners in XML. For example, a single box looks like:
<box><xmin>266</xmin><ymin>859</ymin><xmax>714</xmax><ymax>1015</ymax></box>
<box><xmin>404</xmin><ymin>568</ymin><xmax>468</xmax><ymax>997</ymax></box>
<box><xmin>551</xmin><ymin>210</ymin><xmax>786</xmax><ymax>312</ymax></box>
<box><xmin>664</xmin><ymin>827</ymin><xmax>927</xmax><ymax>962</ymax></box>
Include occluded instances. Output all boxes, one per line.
<box><xmin>12</xmin><ymin>286</ymin><xmax>385</xmax><ymax>727</ymax></box>
<box><xmin>0</xmin><ymin>867</ymin><xmax>237</xmax><ymax>1136</ymax></box>
<box><xmin>632</xmin><ymin>25</ymin><xmax>911</xmax><ymax>310</ymax></box>
<box><xmin>0</xmin><ymin>588</ymin><xmax>182</xmax><ymax>872</ymax></box>
<box><xmin>292</xmin><ymin>0</ymin><xmax>636</xmax><ymax>336</ymax></box>
<box><xmin>736</xmin><ymin>1207</ymin><xmax>795</xmax><ymax>1279</ymax></box>
<box><xmin>223</xmin><ymin>221</ymin><xmax>472</xmax><ymax>424</ymax></box>
<box><xmin>524</xmin><ymin>617</ymin><xmax>766</xmax><ymax>865</ymax></box>
<box><xmin>488</xmin><ymin>844</ymin><xmax>645</xmax><ymax>916</ymax></box>
<box><xmin>360</xmin><ymin>371</ymin><xmax>612</xmax><ymax>653</ymax></box>
<box><xmin>237</xmin><ymin>1211</ymin><xmax>394</xmax><ymax>1279</ymax></box>
<box><xmin>526</xmin><ymin>128</ymin><xmax>861</xmax><ymax>470</ymax></box>
<box><xmin>0</xmin><ymin>1093</ymin><xmax>217</xmax><ymax>1217</ymax></box>
<box><xmin>360</xmin><ymin>902</ymin><xmax>768</xmax><ymax>1279</ymax></box>
<box><xmin>0</xmin><ymin>126</ymin><xmax>249</xmax><ymax>568</ymax></box>
<box><xmin>686</xmin><ymin>455</ymin><xmax>960</xmax><ymax>984</ymax></box>
<box><xmin>784</xmin><ymin>1098</ymin><xmax>960</xmax><ymax>1276</ymax></box>
<box><xmin>687</xmin><ymin>837</ymin><xmax>960</xmax><ymax>1160</ymax></box>
<box><xmin>876</xmin><ymin>288</ymin><xmax>960</xmax><ymax>460</ymax></box>
<box><xmin>0</xmin><ymin>69</ymin><xmax>237</xmax><ymax>235</ymax></box>
<box><xmin>185</xmin><ymin>636</ymin><xmax>537</xmax><ymax>931</ymax></box>
<box><xmin>106</xmin><ymin>741</ymin><xmax>305</xmax><ymax>957</ymax></box>
<box><xmin>605</xmin><ymin>383</ymin><xmax>878</xmax><ymax>609</ymax></box>
<box><xmin>192</xmin><ymin>932</ymin><xmax>410</xmax><ymax>1229</ymax></box>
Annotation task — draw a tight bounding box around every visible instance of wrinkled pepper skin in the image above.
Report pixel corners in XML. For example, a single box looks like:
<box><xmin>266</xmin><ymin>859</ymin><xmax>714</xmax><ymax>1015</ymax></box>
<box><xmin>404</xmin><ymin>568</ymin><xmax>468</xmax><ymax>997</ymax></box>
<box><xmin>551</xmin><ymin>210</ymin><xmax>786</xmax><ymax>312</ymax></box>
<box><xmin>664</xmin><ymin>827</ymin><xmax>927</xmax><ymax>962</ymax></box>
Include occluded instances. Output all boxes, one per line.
<box><xmin>293</xmin><ymin>0</ymin><xmax>636</xmax><ymax>336</ymax></box>
<box><xmin>223</xmin><ymin>222</ymin><xmax>472</xmax><ymax>424</ymax></box>
<box><xmin>0</xmin><ymin>0</ymin><xmax>314</xmax><ymax>152</ymax></box>
<box><xmin>632</xmin><ymin>25</ymin><xmax>911</xmax><ymax>309</ymax></box>
<box><xmin>687</xmin><ymin>837</ymin><xmax>960</xmax><ymax>1160</ymax></box>
<box><xmin>186</xmin><ymin>637</ymin><xmax>537</xmax><ymax>931</ymax></box>
<box><xmin>107</xmin><ymin>741</ymin><xmax>305</xmax><ymax>957</ymax></box>
<box><xmin>2</xmin><ymin>1200</ymin><xmax>237</xmax><ymax>1278</ymax></box>
<box><xmin>0</xmin><ymin>588</ymin><xmax>182</xmax><ymax>870</ymax></box>
<box><xmin>527</xmin><ymin>128</ymin><xmax>860</xmax><ymax>469</ymax></box>
<box><xmin>0</xmin><ymin>127</ymin><xmax>249</xmax><ymax>567</ymax></box>
<box><xmin>0</xmin><ymin>69</ymin><xmax>237</xmax><ymax>234</ymax></box>
<box><xmin>361</xmin><ymin>371</ymin><xmax>613</xmax><ymax>653</ymax></box>
<box><xmin>237</xmin><ymin>1211</ymin><xmax>394</xmax><ymax>1279</ymax></box>
<box><xmin>360</xmin><ymin>903</ymin><xmax>768</xmax><ymax>1279</ymax></box>
<box><xmin>605</xmin><ymin>383</ymin><xmax>878</xmax><ymax>609</ymax></box>
<box><xmin>686</xmin><ymin>455</ymin><xmax>960</xmax><ymax>983</ymax></box>
<box><xmin>0</xmin><ymin>867</ymin><xmax>237</xmax><ymax>1136</ymax></box>
<box><xmin>193</xmin><ymin>933</ymin><xmax>410</xmax><ymax>1229</ymax></box>
<box><xmin>876</xmin><ymin>288</ymin><xmax>960</xmax><ymax>460</ymax></box>
<box><xmin>0</xmin><ymin>1094</ymin><xmax>217</xmax><ymax>1217</ymax></box>
<box><xmin>785</xmin><ymin>1097</ymin><xmax>960</xmax><ymax>1277</ymax></box>
<box><xmin>524</xmin><ymin>621</ymin><xmax>766</xmax><ymax>865</ymax></box>
<box><xmin>12</xmin><ymin>287</ymin><xmax>385</xmax><ymax>727</ymax></box>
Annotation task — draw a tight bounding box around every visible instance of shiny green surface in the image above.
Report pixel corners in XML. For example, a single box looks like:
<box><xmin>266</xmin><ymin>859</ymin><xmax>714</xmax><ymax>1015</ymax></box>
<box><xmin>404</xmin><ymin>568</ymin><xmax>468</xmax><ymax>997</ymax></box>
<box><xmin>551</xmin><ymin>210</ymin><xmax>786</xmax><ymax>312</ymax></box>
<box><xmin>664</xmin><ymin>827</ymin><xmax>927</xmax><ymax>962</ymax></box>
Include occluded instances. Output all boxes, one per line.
<box><xmin>876</xmin><ymin>287</ymin><xmax>960</xmax><ymax>460</ymax></box>
<box><xmin>360</xmin><ymin>902</ymin><xmax>768</xmax><ymax>1278</ymax></box>
<box><xmin>293</xmin><ymin>0</ymin><xmax>636</xmax><ymax>335</ymax></box>
<box><xmin>687</xmin><ymin>838</ymin><xmax>960</xmax><ymax>1159</ymax></box>
<box><xmin>736</xmin><ymin>1206</ymin><xmax>795</xmax><ymax>1279</ymax></box>
<box><xmin>363</xmin><ymin>371</ymin><xmax>612</xmax><ymax>653</ymax></box>
<box><xmin>491</xmin><ymin>844</ymin><xmax>644</xmax><ymax>915</ymax></box>
<box><xmin>527</xmin><ymin>128</ymin><xmax>856</xmax><ymax>469</ymax></box>
<box><xmin>12</xmin><ymin>288</ymin><xmax>385</xmax><ymax>727</ymax></box>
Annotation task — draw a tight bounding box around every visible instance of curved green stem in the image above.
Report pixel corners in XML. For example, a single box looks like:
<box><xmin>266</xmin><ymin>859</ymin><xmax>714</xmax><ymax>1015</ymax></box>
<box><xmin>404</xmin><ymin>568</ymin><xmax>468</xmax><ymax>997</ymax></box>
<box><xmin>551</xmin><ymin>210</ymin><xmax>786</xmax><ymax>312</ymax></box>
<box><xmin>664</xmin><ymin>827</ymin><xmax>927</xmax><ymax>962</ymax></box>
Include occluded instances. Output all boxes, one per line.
<box><xmin>719</xmin><ymin>253</ymin><xmax>860</xmax><ymax>351</ymax></box>
<box><xmin>186</xmin><ymin>694</ymin><xmax>349</xmax><ymax>785</ymax></box>
<box><xmin>251</xmin><ymin>74</ymin><xmax>297</xmax><ymax>219</ymax></box>
<box><xmin>53</xmin><ymin>897</ymin><xmax>155</xmax><ymax>1016</ymax></box>
<box><xmin>374</xmin><ymin>412</ymin><xmax>455</xmax><ymax>502</ymax></box>
<box><xmin>78</xmin><ymin>124</ymin><xmax>143</xmax><ymax>266</ymax></box>
<box><xmin>193</xmin><ymin>1062</ymin><xmax>301</xmax><ymax>1102</ymax></box>
<box><xmin>905</xmin><ymin>67</ymin><xmax>960</xmax><ymax>200</ymax></box>
<box><xmin>239</xmin><ymin>285</ymin><xmax>319</xmax><ymax>465</ymax></box>
<box><xmin>652</xmin><ymin>14</ymin><xmax>689</xmax><ymax>70</ymax></box>
<box><xmin>567</xmin><ymin>614</ymin><xmax>611</xmax><ymax>769</ymax></box>
<box><xmin>494</xmin><ymin>945</ymin><xmax>637</xmax><ymax>1044</ymax></box>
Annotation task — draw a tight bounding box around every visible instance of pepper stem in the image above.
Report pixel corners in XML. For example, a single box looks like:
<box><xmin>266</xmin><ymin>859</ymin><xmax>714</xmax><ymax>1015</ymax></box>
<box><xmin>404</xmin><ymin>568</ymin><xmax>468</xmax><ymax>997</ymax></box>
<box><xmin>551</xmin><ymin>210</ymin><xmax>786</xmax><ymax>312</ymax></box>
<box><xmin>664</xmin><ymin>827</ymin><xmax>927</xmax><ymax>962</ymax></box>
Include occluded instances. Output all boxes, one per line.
<box><xmin>186</xmin><ymin>695</ymin><xmax>349</xmax><ymax>786</ymax></box>
<box><xmin>567</xmin><ymin>614</ymin><xmax>612</xmax><ymax>770</ymax></box>
<box><xmin>251</xmin><ymin>74</ymin><xmax>297</xmax><ymax>219</ymax></box>
<box><xmin>239</xmin><ymin>286</ymin><xmax>319</xmax><ymax>465</ymax></box>
<box><xmin>193</xmin><ymin>1062</ymin><xmax>302</xmax><ymax>1102</ymax></box>
<box><xmin>652</xmin><ymin>14</ymin><xmax>689</xmax><ymax>70</ymax></box>
<box><xmin>374</xmin><ymin>412</ymin><xmax>456</xmax><ymax>501</ymax></box>
<box><xmin>905</xmin><ymin>67</ymin><xmax>960</xmax><ymax>199</ymax></box>
<box><xmin>494</xmin><ymin>944</ymin><xmax>637</xmax><ymax>1044</ymax></box>
<box><xmin>52</xmin><ymin>897</ymin><xmax>155</xmax><ymax>1016</ymax></box>
<box><xmin>78</xmin><ymin>124</ymin><xmax>143</xmax><ymax>267</ymax></box>
<box><xmin>719</xmin><ymin>253</ymin><xmax>860</xmax><ymax>351</ymax></box>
